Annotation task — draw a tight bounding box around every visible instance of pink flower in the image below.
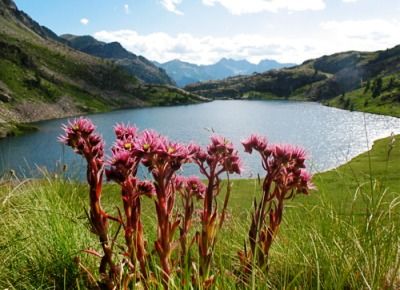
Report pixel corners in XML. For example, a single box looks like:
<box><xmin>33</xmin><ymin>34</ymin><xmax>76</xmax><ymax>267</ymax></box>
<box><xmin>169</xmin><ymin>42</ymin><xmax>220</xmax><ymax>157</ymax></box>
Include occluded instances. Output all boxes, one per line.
<box><xmin>290</xmin><ymin>146</ymin><xmax>307</xmax><ymax>168</ymax></box>
<box><xmin>114</xmin><ymin>137</ymin><xmax>135</xmax><ymax>152</ymax></box>
<box><xmin>114</xmin><ymin>123</ymin><xmax>137</xmax><ymax>140</ymax></box>
<box><xmin>175</xmin><ymin>176</ymin><xmax>206</xmax><ymax>199</ymax></box>
<box><xmin>59</xmin><ymin>117</ymin><xmax>104</xmax><ymax>160</ymax></box>
<box><xmin>241</xmin><ymin>134</ymin><xmax>267</xmax><ymax>154</ymax></box>
<box><xmin>191</xmin><ymin>135</ymin><xmax>242</xmax><ymax>177</ymax></box>
<box><xmin>106</xmin><ymin>149</ymin><xmax>136</xmax><ymax>183</ymax></box>
<box><xmin>188</xmin><ymin>143</ymin><xmax>207</xmax><ymax>162</ymax></box>
<box><xmin>210</xmin><ymin>135</ymin><xmax>242</xmax><ymax>175</ymax></box>
<box><xmin>70</xmin><ymin>117</ymin><xmax>95</xmax><ymax>135</ymax></box>
<box><xmin>207</xmin><ymin>135</ymin><xmax>234</xmax><ymax>155</ymax></box>
<box><xmin>223</xmin><ymin>153</ymin><xmax>243</xmax><ymax>175</ymax></box>
<box><xmin>134</xmin><ymin>130</ymin><xmax>163</xmax><ymax>155</ymax></box>
<box><xmin>297</xmin><ymin>169</ymin><xmax>315</xmax><ymax>194</ymax></box>
<box><xmin>186</xmin><ymin>176</ymin><xmax>206</xmax><ymax>199</ymax></box>
<box><xmin>137</xmin><ymin>180</ymin><xmax>156</xmax><ymax>198</ymax></box>
<box><xmin>174</xmin><ymin>175</ymin><xmax>187</xmax><ymax>191</ymax></box>
<box><xmin>271</xmin><ymin>144</ymin><xmax>306</xmax><ymax>168</ymax></box>
<box><xmin>165</xmin><ymin>141</ymin><xmax>188</xmax><ymax>159</ymax></box>
<box><xmin>271</xmin><ymin>144</ymin><xmax>292</xmax><ymax>164</ymax></box>
<box><xmin>242</xmin><ymin>134</ymin><xmax>314</xmax><ymax>195</ymax></box>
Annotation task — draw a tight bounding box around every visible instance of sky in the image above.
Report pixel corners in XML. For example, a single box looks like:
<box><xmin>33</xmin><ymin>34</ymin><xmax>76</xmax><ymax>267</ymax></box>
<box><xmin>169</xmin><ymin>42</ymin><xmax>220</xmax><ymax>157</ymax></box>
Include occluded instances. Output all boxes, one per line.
<box><xmin>14</xmin><ymin>0</ymin><xmax>400</xmax><ymax>65</ymax></box>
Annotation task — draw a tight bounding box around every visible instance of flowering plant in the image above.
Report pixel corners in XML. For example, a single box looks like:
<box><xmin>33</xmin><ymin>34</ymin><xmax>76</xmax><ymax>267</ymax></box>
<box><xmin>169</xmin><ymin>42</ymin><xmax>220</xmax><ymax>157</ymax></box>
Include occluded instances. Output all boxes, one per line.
<box><xmin>59</xmin><ymin>119</ymin><xmax>313</xmax><ymax>289</ymax></box>
<box><xmin>59</xmin><ymin>118</ymin><xmax>119</xmax><ymax>289</ymax></box>
<box><xmin>239</xmin><ymin>135</ymin><xmax>315</xmax><ymax>280</ymax></box>
<box><xmin>189</xmin><ymin>135</ymin><xmax>242</xmax><ymax>285</ymax></box>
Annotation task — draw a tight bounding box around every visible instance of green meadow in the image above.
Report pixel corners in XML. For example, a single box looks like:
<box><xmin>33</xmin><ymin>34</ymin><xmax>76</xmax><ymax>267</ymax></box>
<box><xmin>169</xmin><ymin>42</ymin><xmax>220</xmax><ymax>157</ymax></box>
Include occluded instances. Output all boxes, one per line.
<box><xmin>0</xmin><ymin>135</ymin><xmax>399</xmax><ymax>289</ymax></box>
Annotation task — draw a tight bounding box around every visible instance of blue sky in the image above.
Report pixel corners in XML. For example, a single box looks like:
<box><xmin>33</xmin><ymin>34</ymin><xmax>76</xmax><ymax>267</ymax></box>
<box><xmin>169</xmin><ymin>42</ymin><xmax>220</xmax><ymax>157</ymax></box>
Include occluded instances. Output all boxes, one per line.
<box><xmin>14</xmin><ymin>0</ymin><xmax>400</xmax><ymax>65</ymax></box>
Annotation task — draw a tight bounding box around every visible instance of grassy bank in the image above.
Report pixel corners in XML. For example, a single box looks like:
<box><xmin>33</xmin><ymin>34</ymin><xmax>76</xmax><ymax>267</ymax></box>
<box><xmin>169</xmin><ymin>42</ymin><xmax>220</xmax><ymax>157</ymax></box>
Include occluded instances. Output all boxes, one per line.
<box><xmin>0</xmin><ymin>122</ymin><xmax>38</xmax><ymax>138</ymax></box>
<box><xmin>0</xmin><ymin>135</ymin><xmax>399</xmax><ymax>289</ymax></box>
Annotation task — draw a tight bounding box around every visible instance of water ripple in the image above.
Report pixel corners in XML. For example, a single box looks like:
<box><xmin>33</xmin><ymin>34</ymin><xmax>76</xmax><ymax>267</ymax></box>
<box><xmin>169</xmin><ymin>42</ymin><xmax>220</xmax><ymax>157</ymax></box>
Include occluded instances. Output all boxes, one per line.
<box><xmin>1</xmin><ymin>100</ymin><xmax>399</xmax><ymax>178</ymax></box>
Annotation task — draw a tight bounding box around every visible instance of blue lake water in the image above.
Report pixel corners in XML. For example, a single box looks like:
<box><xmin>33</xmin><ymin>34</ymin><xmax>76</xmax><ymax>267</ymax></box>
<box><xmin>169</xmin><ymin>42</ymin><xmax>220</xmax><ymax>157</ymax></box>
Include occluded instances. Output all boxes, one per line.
<box><xmin>1</xmin><ymin>100</ymin><xmax>400</xmax><ymax>179</ymax></box>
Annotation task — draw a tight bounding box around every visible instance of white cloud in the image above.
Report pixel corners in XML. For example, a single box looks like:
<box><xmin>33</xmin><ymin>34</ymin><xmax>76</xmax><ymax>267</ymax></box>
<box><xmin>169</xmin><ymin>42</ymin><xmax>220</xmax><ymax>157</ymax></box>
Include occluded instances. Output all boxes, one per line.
<box><xmin>342</xmin><ymin>0</ymin><xmax>359</xmax><ymax>2</ymax></box>
<box><xmin>94</xmin><ymin>29</ymin><xmax>313</xmax><ymax>64</ymax></box>
<box><xmin>320</xmin><ymin>19</ymin><xmax>400</xmax><ymax>48</ymax></box>
<box><xmin>160</xmin><ymin>0</ymin><xmax>183</xmax><ymax>15</ymax></box>
<box><xmin>202</xmin><ymin>0</ymin><xmax>326</xmax><ymax>14</ymax></box>
<box><xmin>124</xmin><ymin>4</ymin><xmax>130</xmax><ymax>14</ymax></box>
<box><xmin>94</xmin><ymin>19</ymin><xmax>400</xmax><ymax>65</ymax></box>
<box><xmin>80</xmin><ymin>18</ymin><xmax>89</xmax><ymax>25</ymax></box>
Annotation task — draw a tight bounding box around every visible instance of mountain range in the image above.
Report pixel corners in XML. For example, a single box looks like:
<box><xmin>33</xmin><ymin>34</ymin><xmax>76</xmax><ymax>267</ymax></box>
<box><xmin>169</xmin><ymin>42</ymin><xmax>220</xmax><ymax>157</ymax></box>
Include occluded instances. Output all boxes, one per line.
<box><xmin>60</xmin><ymin>34</ymin><xmax>175</xmax><ymax>86</ymax></box>
<box><xmin>185</xmin><ymin>47</ymin><xmax>400</xmax><ymax>116</ymax></box>
<box><xmin>0</xmin><ymin>0</ymin><xmax>205</xmax><ymax>137</ymax></box>
<box><xmin>155</xmin><ymin>58</ymin><xmax>295</xmax><ymax>87</ymax></box>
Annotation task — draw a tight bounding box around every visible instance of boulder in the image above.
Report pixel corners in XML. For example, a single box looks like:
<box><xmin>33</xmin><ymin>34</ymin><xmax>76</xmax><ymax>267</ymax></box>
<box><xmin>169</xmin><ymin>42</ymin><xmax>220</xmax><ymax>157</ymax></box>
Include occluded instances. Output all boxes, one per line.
<box><xmin>0</xmin><ymin>92</ymin><xmax>12</xmax><ymax>102</ymax></box>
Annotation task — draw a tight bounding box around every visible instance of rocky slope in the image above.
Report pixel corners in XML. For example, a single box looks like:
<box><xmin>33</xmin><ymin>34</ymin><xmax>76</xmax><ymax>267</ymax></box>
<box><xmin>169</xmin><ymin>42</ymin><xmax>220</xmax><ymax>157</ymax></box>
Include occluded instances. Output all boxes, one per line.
<box><xmin>156</xmin><ymin>58</ymin><xmax>294</xmax><ymax>87</ymax></box>
<box><xmin>186</xmin><ymin>47</ymin><xmax>400</xmax><ymax>116</ymax></box>
<box><xmin>61</xmin><ymin>34</ymin><xmax>175</xmax><ymax>86</ymax></box>
<box><xmin>0</xmin><ymin>0</ymin><xmax>207</xmax><ymax>137</ymax></box>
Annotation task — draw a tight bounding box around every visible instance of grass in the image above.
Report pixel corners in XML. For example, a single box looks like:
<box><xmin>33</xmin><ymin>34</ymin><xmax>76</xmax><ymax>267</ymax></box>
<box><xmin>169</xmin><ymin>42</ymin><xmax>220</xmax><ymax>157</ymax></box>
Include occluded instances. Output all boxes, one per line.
<box><xmin>0</xmin><ymin>135</ymin><xmax>400</xmax><ymax>289</ymax></box>
<box><xmin>325</xmin><ymin>74</ymin><xmax>400</xmax><ymax>117</ymax></box>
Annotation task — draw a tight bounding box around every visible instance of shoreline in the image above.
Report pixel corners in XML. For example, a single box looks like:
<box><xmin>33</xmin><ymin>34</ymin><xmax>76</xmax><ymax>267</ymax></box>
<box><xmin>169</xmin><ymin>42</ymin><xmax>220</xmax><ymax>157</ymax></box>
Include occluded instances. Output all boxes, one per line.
<box><xmin>2</xmin><ymin>97</ymin><xmax>400</xmax><ymax>140</ymax></box>
<box><xmin>313</xmin><ymin>133</ymin><xmax>397</xmax><ymax>176</ymax></box>
<box><xmin>0</xmin><ymin>97</ymin><xmax>211</xmax><ymax>139</ymax></box>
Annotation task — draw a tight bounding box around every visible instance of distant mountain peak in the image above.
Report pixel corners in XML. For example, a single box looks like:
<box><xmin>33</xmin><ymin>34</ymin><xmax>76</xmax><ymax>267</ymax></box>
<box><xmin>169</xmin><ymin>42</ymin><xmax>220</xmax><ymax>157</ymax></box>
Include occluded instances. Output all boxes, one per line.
<box><xmin>217</xmin><ymin>57</ymin><xmax>249</xmax><ymax>65</ymax></box>
<box><xmin>156</xmin><ymin>58</ymin><xmax>295</xmax><ymax>87</ymax></box>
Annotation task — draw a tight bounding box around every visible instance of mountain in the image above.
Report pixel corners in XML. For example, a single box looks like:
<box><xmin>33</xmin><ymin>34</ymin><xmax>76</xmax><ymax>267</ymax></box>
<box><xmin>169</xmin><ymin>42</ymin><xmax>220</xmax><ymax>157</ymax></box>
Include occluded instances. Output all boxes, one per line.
<box><xmin>60</xmin><ymin>34</ymin><xmax>175</xmax><ymax>86</ymax></box>
<box><xmin>185</xmin><ymin>47</ymin><xmax>400</xmax><ymax>116</ymax></box>
<box><xmin>0</xmin><ymin>0</ymin><xmax>206</xmax><ymax>137</ymax></box>
<box><xmin>158</xmin><ymin>60</ymin><xmax>211</xmax><ymax>87</ymax></box>
<box><xmin>156</xmin><ymin>58</ymin><xmax>295</xmax><ymax>87</ymax></box>
<box><xmin>0</xmin><ymin>0</ymin><xmax>68</xmax><ymax>44</ymax></box>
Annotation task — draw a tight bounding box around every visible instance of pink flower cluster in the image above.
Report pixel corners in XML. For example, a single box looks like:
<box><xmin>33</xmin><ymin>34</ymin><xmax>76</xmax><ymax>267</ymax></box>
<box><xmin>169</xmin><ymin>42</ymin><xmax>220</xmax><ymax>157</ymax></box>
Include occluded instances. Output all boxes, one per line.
<box><xmin>242</xmin><ymin>134</ymin><xmax>314</xmax><ymax>196</ymax></box>
<box><xmin>174</xmin><ymin>175</ymin><xmax>206</xmax><ymax>200</ymax></box>
<box><xmin>240</xmin><ymin>134</ymin><xmax>315</xmax><ymax>278</ymax></box>
<box><xmin>59</xmin><ymin>117</ymin><xmax>104</xmax><ymax>167</ymax></box>
<box><xmin>107</xmin><ymin>124</ymin><xmax>190</xmax><ymax>184</ymax></box>
<box><xmin>106</xmin><ymin>123</ymin><xmax>139</xmax><ymax>183</ymax></box>
<box><xmin>174</xmin><ymin>175</ymin><xmax>207</xmax><ymax>268</ymax></box>
<box><xmin>59</xmin><ymin>118</ymin><xmax>314</xmax><ymax>289</ymax></box>
<box><xmin>190</xmin><ymin>135</ymin><xmax>242</xmax><ymax>177</ymax></box>
<box><xmin>189</xmin><ymin>135</ymin><xmax>242</xmax><ymax>284</ymax></box>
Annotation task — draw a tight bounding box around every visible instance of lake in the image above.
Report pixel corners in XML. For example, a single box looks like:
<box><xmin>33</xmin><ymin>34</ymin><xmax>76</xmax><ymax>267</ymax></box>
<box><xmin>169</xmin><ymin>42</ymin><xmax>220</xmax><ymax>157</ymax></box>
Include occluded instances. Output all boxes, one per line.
<box><xmin>1</xmin><ymin>100</ymin><xmax>400</xmax><ymax>179</ymax></box>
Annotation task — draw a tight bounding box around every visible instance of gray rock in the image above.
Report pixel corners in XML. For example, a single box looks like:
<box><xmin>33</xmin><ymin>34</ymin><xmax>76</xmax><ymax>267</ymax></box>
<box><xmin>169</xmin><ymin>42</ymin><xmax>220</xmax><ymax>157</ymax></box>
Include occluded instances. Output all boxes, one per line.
<box><xmin>0</xmin><ymin>92</ymin><xmax>12</xmax><ymax>102</ymax></box>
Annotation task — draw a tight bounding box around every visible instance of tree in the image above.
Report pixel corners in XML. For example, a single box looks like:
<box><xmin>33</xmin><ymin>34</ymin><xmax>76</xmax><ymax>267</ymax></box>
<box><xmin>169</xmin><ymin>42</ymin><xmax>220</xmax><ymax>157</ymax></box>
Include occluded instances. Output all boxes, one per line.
<box><xmin>343</xmin><ymin>97</ymin><xmax>350</xmax><ymax>109</ymax></box>
<box><xmin>364</xmin><ymin>80</ymin><xmax>370</xmax><ymax>93</ymax></box>
<box><xmin>388</xmin><ymin>77</ymin><xmax>395</xmax><ymax>90</ymax></box>
<box><xmin>371</xmin><ymin>77</ymin><xmax>383</xmax><ymax>98</ymax></box>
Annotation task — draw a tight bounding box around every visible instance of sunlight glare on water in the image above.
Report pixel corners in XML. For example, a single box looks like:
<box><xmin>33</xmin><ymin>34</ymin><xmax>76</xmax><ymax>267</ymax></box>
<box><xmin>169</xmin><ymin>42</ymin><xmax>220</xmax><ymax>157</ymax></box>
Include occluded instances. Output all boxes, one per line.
<box><xmin>1</xmin><ymin>100</ymin><xmax>399</xmax><ymax>179</ymax></box>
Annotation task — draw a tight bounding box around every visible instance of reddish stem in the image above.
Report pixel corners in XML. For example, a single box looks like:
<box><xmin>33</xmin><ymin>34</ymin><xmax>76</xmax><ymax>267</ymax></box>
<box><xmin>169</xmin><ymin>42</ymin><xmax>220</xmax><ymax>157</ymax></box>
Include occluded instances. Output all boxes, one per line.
<box><xmin>87</xmin><ymin>158</ymin><xmax>119</xmax><ymax>289</ymax></box>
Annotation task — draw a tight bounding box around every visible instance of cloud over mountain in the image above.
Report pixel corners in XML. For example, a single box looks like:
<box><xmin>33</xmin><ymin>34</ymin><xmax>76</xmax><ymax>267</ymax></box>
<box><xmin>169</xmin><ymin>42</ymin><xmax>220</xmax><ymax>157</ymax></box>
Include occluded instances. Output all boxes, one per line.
<box><xmin>202</xmin><ymin>0</ymin><xmax>326</xmax><ymax>14</ymax></box>
<box><xmin>94</xmin><ymin>19</ymin><xmax>400</xmax><ymax>65</ymax></box>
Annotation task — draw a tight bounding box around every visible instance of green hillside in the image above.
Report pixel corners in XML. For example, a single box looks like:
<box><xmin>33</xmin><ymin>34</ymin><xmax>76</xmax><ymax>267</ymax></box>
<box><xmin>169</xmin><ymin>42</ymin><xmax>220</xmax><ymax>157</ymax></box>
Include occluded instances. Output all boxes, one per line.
<box><xmin>185</xmin><ymin>47</ymin><xmax>400</xmax><ymax>116</ymax></box>
<box><xmin>0</xmin><ymin>0</ymin><xmax>207</xmax><ymax>137</ymax></box>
